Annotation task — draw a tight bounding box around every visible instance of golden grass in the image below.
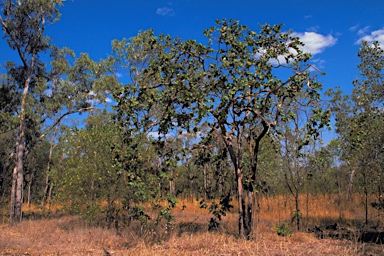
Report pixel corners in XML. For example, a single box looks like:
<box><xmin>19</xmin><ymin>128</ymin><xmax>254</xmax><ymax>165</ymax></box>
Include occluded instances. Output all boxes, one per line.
<box><xmin>0</xmin><ymin>216</ymin><xmax>359</xmax><ymax>256</ymax></box>
<box><xmin>255</xmin><ymin>193</ymin><xmax>384</xmax><ymax>227</ymax></box>
<box><xmin>0</xmin><ymin>194</ymin><xmax>383</xmax><ymax>255</ymax></box>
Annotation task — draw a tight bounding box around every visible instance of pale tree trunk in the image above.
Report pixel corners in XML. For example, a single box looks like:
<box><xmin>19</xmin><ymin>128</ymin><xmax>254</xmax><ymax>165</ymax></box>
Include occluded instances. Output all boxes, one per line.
<box><xmin>348</xmin><ymin>168</ymin><xmax>355</xmax><ymax>200</ymax></box>
<box><xmin>10</xmin><ymin>129</ymin><xmax>26</xmax><ymax>225</ymax></box>
<box><xmin>10</xmin><ymin>66</ymin><xmax>32</xmax><ymax>226</ymax></box>
<box><xmin>41</xmin><ymin>127</ymin><xmax>57</xmax><ymax>207</ymax></box>
<box><xmin>344</xmin><ymin>160</ymin><xmax>355</xmax><ymax>201</ymax></box>
<box><xmin>223</xmin><ymin>134</ymin><xmax>246</xmax><ymax>238</ymax></box>
<box><xmin>27</xmin><ymin>178</ymin><xmax>32</xmax><ymax>208</ymax></box>
<box><xmin>236</xmin><ymin>167</ymin><xmax>246</xmax><ymax>238</ymax></box>
<box><xmin>169</xmin><ymin>179</ymin><xmax>175</xmax><ymax>195</ymax></box>
<box><xmin>9</xmin><ymin>165</ymin><xmax>17</xmax><ymax>226</ymax></box>
<box><xmin>47</xmin><ymin>183</ymin><xmax>54</xmax><ymax>210</ymax></box>
<box><xmin>14</xmin><ymin>118</ymin><xmax>26</xmax><ymax>224</ymax></box>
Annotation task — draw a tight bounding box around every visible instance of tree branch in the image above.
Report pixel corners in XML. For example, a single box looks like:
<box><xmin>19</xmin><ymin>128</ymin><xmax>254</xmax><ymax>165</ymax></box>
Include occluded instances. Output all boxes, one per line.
<box><xmin>39</xmin><ymin>106</ymin><xmax>94</xmax><ymax>139</ymax></box>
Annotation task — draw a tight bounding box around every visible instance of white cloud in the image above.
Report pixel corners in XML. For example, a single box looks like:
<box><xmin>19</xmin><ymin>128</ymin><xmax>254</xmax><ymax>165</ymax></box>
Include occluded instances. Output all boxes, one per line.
<box><xmin>349</xmin><ymin>24</ymin><xmax>360</xmax><ymax>32</ymax></box>
<box><xmin>357</xmin><ymin>26</ymin><xmax>370</xmax><ymax>36</ymax></box>
<box><xmin>357</xmin><ymin>28</ymin><xmax>384</xmax><ymax>46</ymax></box>
<box><xmin>156</xmin><ymin>7</ymin><xmax>175</xmax><ymax>16</ymax></box>
<box><xmin>255</xmin><ymin>31</ymin><xmax>336</xmax><ymax>67</ymax></box>
<box><xmin>292</xmin><ymin>32</ymin><xmax>337</xmax><ymax>55</ymax></box>
<box><xmin>349</xmin><ymin>24</ymin><xmax>370</xmax><ymax>36</ymax></box>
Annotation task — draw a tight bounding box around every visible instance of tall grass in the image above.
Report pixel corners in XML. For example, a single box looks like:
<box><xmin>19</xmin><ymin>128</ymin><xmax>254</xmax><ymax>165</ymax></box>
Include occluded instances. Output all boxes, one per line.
<box><xmin>0</xmin><ymin>193</ymin><xmax>382</xmax><ymax>255</ymax></box>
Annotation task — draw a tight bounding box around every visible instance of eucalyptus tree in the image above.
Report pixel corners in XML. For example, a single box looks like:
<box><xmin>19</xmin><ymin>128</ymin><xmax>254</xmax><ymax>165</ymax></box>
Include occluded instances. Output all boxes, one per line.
<box><xmin>327</xmin><ymin>41</ymin><xmax>384</xmax><ymax>223</ymax></box>
<box><xmin>115</xmin><ymin>19</ymin><xmax>330</xmax><ymax>238</ymax></box>
<box><xmin>0</xmin><ymin>0</ymin><xmax>118</xmax><ymax>225</ymax></box>
<box><xmin>280</xmin><ymin>99</ymin><xmax>329</xmax><ymax>231</ymax></box>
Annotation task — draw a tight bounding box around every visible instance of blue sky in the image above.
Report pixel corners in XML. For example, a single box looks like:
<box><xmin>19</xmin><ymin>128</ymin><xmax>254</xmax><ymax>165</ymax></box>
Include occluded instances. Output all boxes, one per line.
<box><xmin>2</xmin><ymin>0</ymin><xmax>384</xmax><ymax>94</ymax></box>
<box><xmin>1</xmin><ymin>0</ymin><xmax>384</xmax><ymax>135</ymax></box>
<box><xmin>42</xmin><ymin>0</ymin><xmax>384</xmax><ymax>96</ymax></box>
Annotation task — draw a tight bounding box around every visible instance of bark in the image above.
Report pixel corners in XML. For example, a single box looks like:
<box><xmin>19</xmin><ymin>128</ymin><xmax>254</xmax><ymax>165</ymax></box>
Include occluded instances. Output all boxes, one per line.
<box><xmin>247</xmin><ymin>125</ymin><xmax>269</xmax><ymax>239</ymax></box>
<box><xmin>295</xmin><ymin>191</ymin><xmax>300</xmax><ymax>231</ymax></box>
<box><xmin>9</xmin><ymin>57</ymin><xmax>32</xmax><ymax>225</ymax></box>
<box><xmin>203</xmin><ymin>164</ymin><xmax>207</xmax><ymax>199</ymax></box>
<box><xmin>236</xmin><ymin>167</ymin><xmax>246</xmax><ymax>238</ymax></box>
<box><xmin>9</xmin><ymin>165</ymin><xmax>17</xmax><ymax>226</ymax></box>
<box><xmin>41</xmin><ymin>127</ymin><xmax>56</xmax><ymax>207</ymax></box>
<box><xmin>169</xmin><ymin>179</ymin><xmax>175</xmax><ymax>195</ymax></box>
<box><xmin>27</xmin><ymin>178</ymin><xmax>32</xmax><ymax>208</ymax></box>
<box><xmin>47</xmin><ymin>182</ymin><xmax>53</xmax><ymax>210</ymax></box>
<box><xmin>347</xmin><ymin>167</ymin><xmax>355</xmax><ymax>200</ymax></box>
<box><xmin>13</xmin><ymin>112</ymin><xmax>26</xmax><ymax>225</ymax></box>
<box><xmin>224</xmin><ymin>137</ymin><xmax>247</xmax><ymax>238</ymax></box>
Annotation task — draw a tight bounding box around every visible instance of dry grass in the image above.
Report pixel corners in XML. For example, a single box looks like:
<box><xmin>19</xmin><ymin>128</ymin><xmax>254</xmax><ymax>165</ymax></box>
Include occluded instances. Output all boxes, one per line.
<box><xmin>0</xmin><ymin>216</ymin><xmax>359</xmax><ymax>256</ymax></box>
<box><xmin>0</xmin><ymin>194</ymin><xmax>383</xmax><ymax>255</ymax></box>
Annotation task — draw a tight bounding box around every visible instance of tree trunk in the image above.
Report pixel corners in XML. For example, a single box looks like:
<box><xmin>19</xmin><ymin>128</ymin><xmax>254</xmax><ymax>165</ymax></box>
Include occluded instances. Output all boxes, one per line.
<box><xmin>42</xmin><ymin>127</ymin><xmax>57</xmax><ymax>207</ymax></box>
<box><xmin>9</xmin><ymin>165</ymin><xmax>17</xmax><ymax>226</ymax></box>
<box><xmin>10</xmin><ymin>66</ymin><xmax>31</xmax><ymax>226</ymax></box>
<box><xmin>27</xmin><ymin>179</ymin><xmax>32</xmax><ymax>208</ymax></box>
<box><xmin>236</xmin><ymin>167</ymin><xmax>246</xmax><ymax>238</ymax></box>
<box><xmin>10</xmin><ymin>126</ymin><xmax>26</xmax><ymax>225</ymax></box>
<box><xmin>364</xmin><ymin>186</ymin><xmax>369</xmax><ymax>225</ymax></box>
<box><xmin>246</xmin><ymin>190</ymin><xmax>255</xmax><ymax>239</ymax></box>
<box><xmin>47</xmin><ymin>182</ymin><xmax>53</xmax><ymax>209</ymax></box>
<box><xmin>295</xmin><ymin>192</ymin><xmax>300</xmax><ymax>231</ymax></box>
<box><xmin>169</xmin><ymin>179</ymin><xmax>175</xmax><ymax>195</ymax></box>
<box><xmin>203</xmin><ymin>164</ymin><xmax>207</xmax><ymax>199</ymax></box>
<box><xmin>247</xmin><ymin>125</ymin><xmax>269</xmax><ymax>239</ymax></box>
<box><xmin>41</xmin><ymin>175</ymin><xmax>50</xmax><ymax>207</ymax></box>
<box><xmin>218</xmin><ymin>165</ymin><xmax>224</xmax><ymax>197</ymax></box>
<box><xmin>14</xmin><ymin>128</ymin><xmax>26</xmax><ymax>224</ymax></box>
<box><xmin>346</xmin><ymin>161</ymin><xmax>355</xmax><ymax>201</ymax></box>
<box><xmin>222</xmin><ymin>137</ymin><xmax>247</xmax><ymax>238</ymax></box>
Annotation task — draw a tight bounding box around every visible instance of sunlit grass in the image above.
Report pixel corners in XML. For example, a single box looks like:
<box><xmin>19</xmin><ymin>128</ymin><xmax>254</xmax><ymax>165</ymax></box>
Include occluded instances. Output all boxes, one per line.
<box><xmin>0</xmin><ymin>193</ymin><xmax>382</xmax><ymax>255</ymax></box>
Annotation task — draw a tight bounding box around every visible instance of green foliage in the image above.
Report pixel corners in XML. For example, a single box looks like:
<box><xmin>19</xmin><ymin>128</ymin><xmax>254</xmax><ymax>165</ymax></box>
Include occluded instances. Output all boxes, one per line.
<box><xmin>291</xmin><ymin>209</ymin><xmax>302</xmax><ymax>224</ymax></box>
<box><xmin>130</xmin><ymin>205</ymin><xmax>151</xmax><ymax>226</ymax></box>
<box><xmin>200</xmin><ymin>193</ymin><xmax>233</xmax><ymax>221</ymax></box>
<box><xmin>326</xmin><ymin>41</ymin><xmax>384</xmax><ymax>224</ymax></box>
<box><xmin>53</xmin><ymin>113</ymin><xmax>125</xmax><ymax>223</ymax></box>
<box><xmin>1</xmin><ymin>0</ymin><xmax>120</xmax><ymax>223</ymax></box>
<box><xmin>155</xmin><ymin>194</ymin><xmax>178</xmax><ymax>226</ymax></box>
<box><xmin>113</xmin><ymin>19</ymin><xmax>329</xmax><ymax>238</ymax></box>
<box><xmin>275</xmin><ymin>222</ymin><xmax>292</xmax><ymax>237</ymax></box>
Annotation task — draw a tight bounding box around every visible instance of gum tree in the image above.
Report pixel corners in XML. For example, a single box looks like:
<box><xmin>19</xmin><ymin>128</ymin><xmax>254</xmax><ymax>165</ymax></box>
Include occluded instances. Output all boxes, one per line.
<box><xmin>328</xmin><ymin>41</ymin><xmax>384</xmax><ymax>223</ymax></box>
<box><xmin>0</xmin><ymin>0</ymin><xmax>118</xmax><ymax>225</ymax></box>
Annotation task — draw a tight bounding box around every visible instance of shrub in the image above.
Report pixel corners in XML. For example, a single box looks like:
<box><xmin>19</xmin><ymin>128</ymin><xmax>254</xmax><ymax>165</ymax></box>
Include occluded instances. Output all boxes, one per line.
<box><xmin>275</xmin><ymin>222</ymin><xmax>292</xmax><ymax>237</ymax></box>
